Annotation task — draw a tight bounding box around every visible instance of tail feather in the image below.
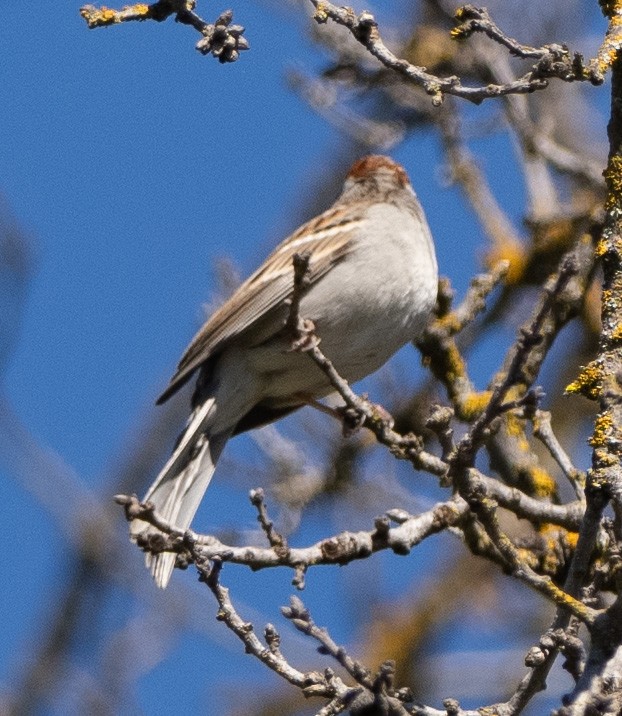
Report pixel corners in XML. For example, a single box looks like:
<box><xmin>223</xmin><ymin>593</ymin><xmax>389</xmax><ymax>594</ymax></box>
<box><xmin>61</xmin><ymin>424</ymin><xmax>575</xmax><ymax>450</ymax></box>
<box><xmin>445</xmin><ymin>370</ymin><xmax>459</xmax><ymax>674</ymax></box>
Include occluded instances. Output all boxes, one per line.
<box><xmin>146</xmin><ymin>397</ymin><xmax>217</xmax><ymax>499</ymax></box>
<box><xmin>130</xmin><ymin>398</ymin><xmax>231</xmax><ymax>588</ymax></box>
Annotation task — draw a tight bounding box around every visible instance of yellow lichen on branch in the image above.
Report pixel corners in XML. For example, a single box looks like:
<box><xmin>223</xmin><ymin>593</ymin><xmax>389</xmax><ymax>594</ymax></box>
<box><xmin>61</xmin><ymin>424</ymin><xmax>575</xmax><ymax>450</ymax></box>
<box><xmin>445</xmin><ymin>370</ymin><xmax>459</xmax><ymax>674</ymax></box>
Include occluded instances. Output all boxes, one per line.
<box><xmin>80</xmin><ymin>3</ymin><xmax>153</xmax><ymax>28</ymax></box>
<box><xmin>528</xmin><ymin>465</ymin><xmax>557</xmax><ymax>499</ymax></box>
<box><xmin>589</xmin><ymin>410</ymin><xmax>615</xmax><ymax>447</ymax></box>
<box><xmin>600</xmin><ymin>0</ymin><xmax>622</xmax><ymax>20</ymax></box>
<box><xmin>313</xmin><ymin>2</ymin><xmax>329</xmax><ymax>23</ymax></box>
<box><xmin>593</xmin><ymin>13</ymin><xmax>622</xmax><ymax>75</ymax></box>
<box><xmin>80</xmin><ymin>5</ymin><xmax>118</xmax><ymax>27</ymax></box>
<box><xmin>603</xmin><ymin>155</ymin><xmax>622</xmax><ymax>210</ymax></box>
<box><xmin>565</xmin><ymin>361</ymin><xmax>603</xmax><ymax>400</ymax></box>
<box><xmin>458</xmin><ymin>391</ymin><xmax>492</xmax><ymax>421</ymax></box>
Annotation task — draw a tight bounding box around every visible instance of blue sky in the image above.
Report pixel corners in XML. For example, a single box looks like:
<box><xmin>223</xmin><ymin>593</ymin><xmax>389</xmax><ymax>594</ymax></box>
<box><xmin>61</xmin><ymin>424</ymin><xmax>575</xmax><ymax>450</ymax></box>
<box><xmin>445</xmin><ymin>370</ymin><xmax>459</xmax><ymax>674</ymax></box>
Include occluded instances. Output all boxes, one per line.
<box><xmin>0</xmin><ymin>2</ymin><xmax>609</xmax><ymax>714</ymax></box>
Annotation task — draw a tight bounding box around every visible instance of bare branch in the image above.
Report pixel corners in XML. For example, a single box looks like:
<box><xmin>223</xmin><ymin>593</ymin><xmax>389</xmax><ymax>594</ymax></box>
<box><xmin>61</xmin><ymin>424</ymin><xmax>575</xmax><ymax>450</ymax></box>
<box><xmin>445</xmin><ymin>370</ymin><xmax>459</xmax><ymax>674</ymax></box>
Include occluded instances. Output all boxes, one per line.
<box><xmin>306</xmin><ymin>1</ymin><xmax>603</xmax><ymax>105</ymax></box>
<box><xmin>80</xmin><ymin>2</ymin><xmax>249</xmax><ymax>62</ymax></box>
<box><xmin>250</xmin><ymin>488</ymin><xmax>289</xmax><ymax>552</ymax></box>
<box><xmin>200</xmin><ymin>560</ymin><xmax>351</xmax><ymax>699</ymax></box>
<box><xmin>531</xmin><ymin>409</ymin><xmax>586</xmax><ymax>500</ymax></box>
<box><xmin>119</xmin><ymin>493</ymin><xmax>469</xmax><ymax>573</ymax></box>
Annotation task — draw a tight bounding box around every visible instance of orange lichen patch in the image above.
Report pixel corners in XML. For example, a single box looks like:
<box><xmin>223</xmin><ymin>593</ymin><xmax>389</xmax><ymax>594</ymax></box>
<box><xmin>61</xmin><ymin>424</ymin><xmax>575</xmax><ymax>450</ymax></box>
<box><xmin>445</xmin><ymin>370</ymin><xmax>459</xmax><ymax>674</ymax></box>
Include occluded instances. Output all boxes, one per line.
<box><xmin>504</xmin><ymin>411</ymin><xmax>528</xmax><ymax>439</ymax></box>
<box><xmin>604</xmin><ymin>154</ymin><xmax>622</xmax><ymax>210</ymax></box>
<box><xmin>437</xmin><ymin>341</ymin><xmax>467</xmax><ymax>384</ymax></box>
<box><xmin>595</xmin><ymin>237</ymin><xmax>608</xmax><ymax>257</ymax></box>
<box><xmin>515</xmin><ymin>546</ymin><xmax>540</xmax><ymax>569</ymax></box>
<box><xmin>95</xmin><ymin>6</ymin><xmax>118</xmax><ymax>22</ymax></box>
<box><xmin>450</xmin><ymin>7</ymin><xmax>476</xmax><ymax>40</ymax></box>
<box><xmin>535</xmin><ymin>525</ymin><xmax>565</xmax><ymax>573</ymax></box>
<box><xmin>448</xmin><ymin>343</ymin><xmax>468</xmax><ymax>376</ymax></box>
<box><xmin>599</xmin><ymin>48</ymin><xmax>619</xmax><ymax>75</ymax></box>
<box><xmin>314</xmin><ymin>2</ymin><xmax>329</xmax><ymax>23</ymax></box>
<box><xmin>458</xmin><ymin>391</ymin><xmax>492</xmax><ymax>421</ymax></box>
<box><xmin>449</xmin><ymin>25</ymin><xmax>468</xmax><ymax>40</ymax></box>
<box><xmin>539</xmin><ymin>523</ymin><xmax>559</xmax><ymax>538</ymax></box>
<box><xmin>546</xmin><ymin>585</ymin><xmax>594</xmax><ymax>620</ymax></box>
<box><xmin>602</xmin><ymin>288</ymin><xmax>614</xmax><ymax>307</ymax></box>
<box><xmin>130</xmin><ymin>3</ymin><xmax>150</xmax><ymax>15</ymax></box>
<box><xmin>595</xmin><ymin>233</ymin><xmax>622</xmax><ymax>263</ymax></box>
<box><xmin>80</xmin><ymin>5</ymin><xmax>118</xmax><ymax>26</ymax></box>
<box><xmin>593</xmin><ymin>446</ymin><xmax>618</xmax><ymax>470</ymax></box>
<box><xmin>565</xmin><ymin>530</ymin><xmax>580</xmax><ymax>549</ymax></box>
<box><xmin>527</xmin><ymin>465</ymin><xmax>557</xmax><ymax>499</ymax></box>
<box><xmin>484</xmin><ymin>241</ymin><xmax>528</xmax><ymax>285</ymax></box>
<box><xmin>589</xmin><ymin>410</ymin><xmax>615</xmax><ymax>447</ymax></box>
<box><xmin>565</xmin><ymin>361</ymin><xmax>603</xmax><ymax>400</ymax></box>
<box><xmin>540</xmin><ymin>549</ymin><xmax>562</xmax><ymax>575</ymax></box>
<box><xmin>437</xmin><ymin>312</ymin><xmax>461</xmax><ymax>334</ymax></box>
<box><xmin>600</xmin><ymin>0</ymin><xmax>622</xmax><ymax>19</ymax></box>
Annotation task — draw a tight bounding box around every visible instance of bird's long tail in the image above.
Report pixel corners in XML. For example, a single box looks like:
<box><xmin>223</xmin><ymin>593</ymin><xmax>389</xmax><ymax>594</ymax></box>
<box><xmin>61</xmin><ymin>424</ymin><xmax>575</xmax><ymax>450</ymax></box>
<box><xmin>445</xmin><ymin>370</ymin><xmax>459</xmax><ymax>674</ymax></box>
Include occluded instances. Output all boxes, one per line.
<box><xmin>130</xmin><ymin>397</ymin><xmax>231</xmax><ymax>588</ymax></box>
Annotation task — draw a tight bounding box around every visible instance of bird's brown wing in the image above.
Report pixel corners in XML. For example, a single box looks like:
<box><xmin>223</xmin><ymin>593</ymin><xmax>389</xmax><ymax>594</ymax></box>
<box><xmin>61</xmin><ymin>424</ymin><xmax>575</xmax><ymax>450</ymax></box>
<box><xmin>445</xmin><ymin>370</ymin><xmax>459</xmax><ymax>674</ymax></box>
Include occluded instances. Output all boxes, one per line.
<box><xmin>156</xmin><ymin>202</ymin><xmax>365</xmax><ymax>404</ymax></box>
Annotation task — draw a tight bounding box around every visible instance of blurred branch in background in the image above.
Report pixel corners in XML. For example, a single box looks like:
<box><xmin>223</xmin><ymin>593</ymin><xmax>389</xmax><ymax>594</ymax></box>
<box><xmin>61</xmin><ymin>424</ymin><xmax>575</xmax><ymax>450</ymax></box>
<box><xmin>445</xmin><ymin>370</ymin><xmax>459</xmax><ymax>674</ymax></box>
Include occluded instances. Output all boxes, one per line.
<box><xmin>0</xmin><ymin>197</ymin><xmax>34</xmax><ymax>380</ymax></box>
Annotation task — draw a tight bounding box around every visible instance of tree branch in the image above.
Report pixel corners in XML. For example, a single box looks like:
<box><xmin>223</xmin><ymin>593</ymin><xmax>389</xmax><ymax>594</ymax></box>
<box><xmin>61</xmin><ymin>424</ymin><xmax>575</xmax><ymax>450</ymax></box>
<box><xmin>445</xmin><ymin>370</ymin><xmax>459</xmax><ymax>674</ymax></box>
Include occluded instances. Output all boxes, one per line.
<box><xmin>80</xmin><ymin>2</ymin><xmax>249</xmax><ymax>62</ymax></box>
<box><xmin>306</xmin><ymin>1</ymin><xmax>603</xmax><ymax>105</ymax></box>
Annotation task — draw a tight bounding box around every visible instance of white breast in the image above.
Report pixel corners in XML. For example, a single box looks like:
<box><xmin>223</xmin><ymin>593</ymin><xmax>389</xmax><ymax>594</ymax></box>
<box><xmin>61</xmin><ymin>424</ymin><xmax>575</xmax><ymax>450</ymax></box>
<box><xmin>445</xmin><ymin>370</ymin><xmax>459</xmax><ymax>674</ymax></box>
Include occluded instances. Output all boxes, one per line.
<box><xmin>299</xmin><ymin>201</ymin><xmax>438</xmax><ymax>382</ymax></box>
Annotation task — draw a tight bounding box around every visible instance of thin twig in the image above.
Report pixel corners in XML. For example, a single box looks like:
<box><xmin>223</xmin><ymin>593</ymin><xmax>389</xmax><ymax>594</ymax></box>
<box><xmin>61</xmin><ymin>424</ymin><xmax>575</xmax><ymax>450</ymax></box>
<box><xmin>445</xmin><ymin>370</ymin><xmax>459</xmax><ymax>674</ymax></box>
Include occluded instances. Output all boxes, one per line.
<box><xmin>306</xmin><ymin>1</ymin><xmax>603</xmax><ymax>106</ymax></box>
<box><xmin>80</xmin><ymin>2</ymin><xmax>249</xmax><ymax>62</ymax></box>
<box><xmin>531</xmin><ymin>409</ymin><xmax>586</xmax><ymax>500</ymax></box>
<box><xmin>249</xmin><ymin>488</ymin><xmax>289</xmax><ymax>552</ymax></box>
<box><xmin>454</xmin><ymin>254</ymin><xmax>579</xmax><ymax>467</ymax></box>
<box><xmin>282</xmin><ymin>596</ymin><xmax>375</xmax><ymax>690</ymax></box>
<box><xmin>200</xmin><ymin>559</ymin><xmax>351</xmax><ymax>699</ymax></box>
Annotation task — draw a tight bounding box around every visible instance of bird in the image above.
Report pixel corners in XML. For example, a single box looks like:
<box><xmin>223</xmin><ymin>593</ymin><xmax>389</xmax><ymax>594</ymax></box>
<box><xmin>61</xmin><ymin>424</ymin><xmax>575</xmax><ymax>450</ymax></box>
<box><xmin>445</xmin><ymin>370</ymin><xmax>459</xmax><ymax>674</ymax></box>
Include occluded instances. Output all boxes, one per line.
<box><xmin>131</xmin><ymin>155</ymin><xmax>438</xmax><ymax>587</ymax></box>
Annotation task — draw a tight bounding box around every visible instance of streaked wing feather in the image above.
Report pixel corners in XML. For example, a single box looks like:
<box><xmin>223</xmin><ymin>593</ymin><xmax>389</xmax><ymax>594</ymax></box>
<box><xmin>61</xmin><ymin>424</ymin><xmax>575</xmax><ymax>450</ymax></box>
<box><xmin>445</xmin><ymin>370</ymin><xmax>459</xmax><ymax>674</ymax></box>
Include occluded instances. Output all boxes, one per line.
<box><xmin>157</xmin><ymin>202</ymin><xmax>364</xmax><ymax>402</ymax></box>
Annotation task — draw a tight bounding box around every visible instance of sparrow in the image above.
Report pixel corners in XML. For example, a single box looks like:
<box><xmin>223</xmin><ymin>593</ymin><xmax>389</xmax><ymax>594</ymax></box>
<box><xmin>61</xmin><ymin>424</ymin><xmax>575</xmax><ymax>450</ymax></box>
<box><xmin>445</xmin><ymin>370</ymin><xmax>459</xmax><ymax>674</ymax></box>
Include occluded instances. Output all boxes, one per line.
<box><xmin>131</xmin><ymin>155</ymin><xmax>438</xmax><ymax>587</ymax></box>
